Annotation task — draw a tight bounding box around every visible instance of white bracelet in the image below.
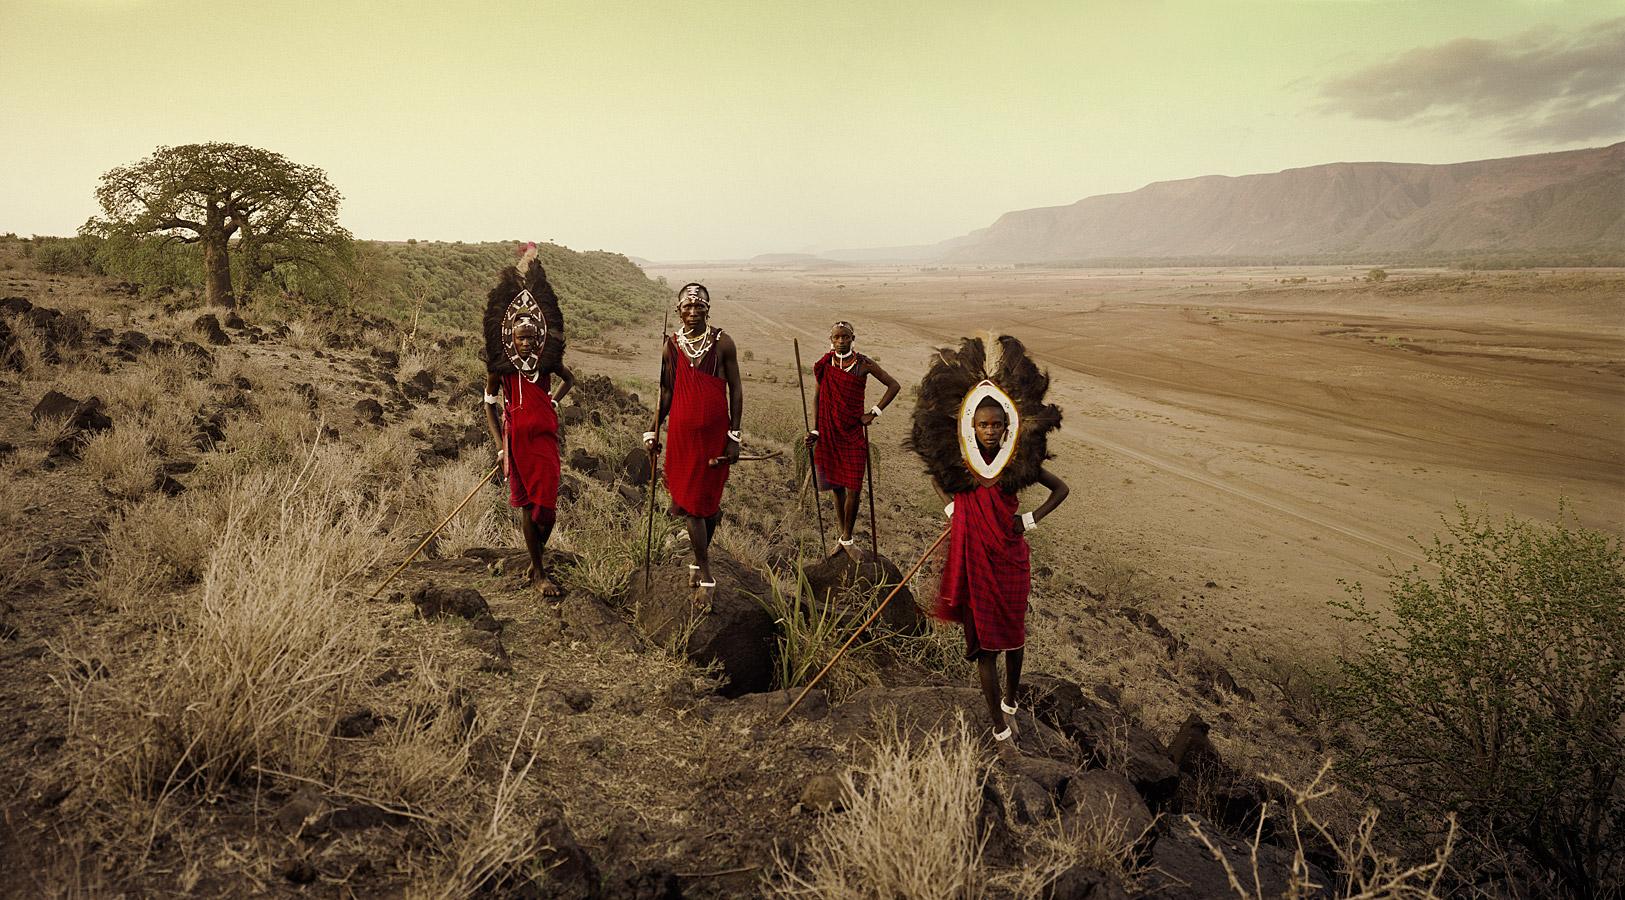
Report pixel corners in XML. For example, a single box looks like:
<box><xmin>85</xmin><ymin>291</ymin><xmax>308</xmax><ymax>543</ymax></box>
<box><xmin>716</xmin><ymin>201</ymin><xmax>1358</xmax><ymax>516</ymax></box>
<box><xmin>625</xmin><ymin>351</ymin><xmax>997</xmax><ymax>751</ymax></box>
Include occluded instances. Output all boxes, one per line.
<box><xmin>643</xmin><ymin>431</ymin><xmax>656</xmax><ymax>442</ymax></box>
<box><xmin>484</xmin><ymin>392</ymin><xmax>501</xmax><ymax>406</ymax></box>
<box><xmin>1021</xmin><ymin>511</ymin><xmax>1037</xmax><ymax>532</ymax></box>
<box><xmin>943</xmin><ymin>501</ymin><xmax>955</xmax><ymax>518</ymax></box>
<box><xmin>809</xmin><ymin>429</ymin><xmax>819</xmax><ymax>436</ymax></box>
<box><xmin>727</xmin><ymin>429</ymin><xmax>742</xmax><ymax>443</ymax></box>
<box><xmin>870</xmin><ymin>405</ymin><xmax>883</xmax><ymax>417</ymax></box>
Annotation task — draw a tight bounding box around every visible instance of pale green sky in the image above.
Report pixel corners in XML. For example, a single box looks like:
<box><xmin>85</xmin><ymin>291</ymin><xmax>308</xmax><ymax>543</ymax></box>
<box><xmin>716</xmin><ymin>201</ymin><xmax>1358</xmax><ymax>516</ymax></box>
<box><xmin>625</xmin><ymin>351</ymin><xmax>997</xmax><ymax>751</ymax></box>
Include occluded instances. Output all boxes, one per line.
<box><xmin>1</xmin><ymin>0</ymin><xmax>1620</xmax><ymax>259</ymax></box>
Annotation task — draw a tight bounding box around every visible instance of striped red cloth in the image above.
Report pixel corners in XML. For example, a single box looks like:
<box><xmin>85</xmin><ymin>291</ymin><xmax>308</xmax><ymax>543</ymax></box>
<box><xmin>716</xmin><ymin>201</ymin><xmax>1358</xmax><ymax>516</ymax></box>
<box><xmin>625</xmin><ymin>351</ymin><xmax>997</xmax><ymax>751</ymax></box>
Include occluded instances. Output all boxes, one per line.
<box><xmin>502</xmin><ymin>372</ymin><xmax>560</xmax><ymax>521</ymax></box>
<box><xmin>813</xmin><ymin>352</ymin><xmax>869</xmax><ymax>491</ymax></box>
<box><xmin>663</xmin><ymin>338</ymin><xmax>731</xmax><ymax>517</ymax></box>
<box><xmin>934</xmin><ymin>484</ymin><xmax>1030</xmax><ymax>656</ymax></box>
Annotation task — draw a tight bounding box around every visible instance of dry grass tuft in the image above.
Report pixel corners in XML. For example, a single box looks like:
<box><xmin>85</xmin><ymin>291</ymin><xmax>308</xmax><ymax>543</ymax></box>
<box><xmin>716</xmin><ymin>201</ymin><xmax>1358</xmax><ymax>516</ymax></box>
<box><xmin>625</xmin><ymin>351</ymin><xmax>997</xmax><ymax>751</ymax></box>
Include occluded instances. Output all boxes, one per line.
<box><xmin>4</xmin><ymin>311</ymin><xmax>51</xmax><ymax>376</ymax></box>
<box><xmin>1186</xmin><ymin>760</ymin><xmax>1456</xmax><ymax>900</ymax></box>
<box><xmin>117</xmin><ymin>448</ymin><xmax>388</xmax><ymax>795</ymax></box>
<box><xmin>997</xmin><ymin>795</ymin><xmax>1155</xmax><ymax>898</ymax></box>
<box><xmin>409</xmin><ymin>677</ymin><xmax>551</xmax><ymax>900</ymax></box>
<box><xmin>80</xmin><ymin>424</ymin><xmax>158</xmax><ymax>499</ymax></box>
<box><xmin>770</xmin><ymin>713</ymin><xmax>987</xmax><ymax>899</ymax></box>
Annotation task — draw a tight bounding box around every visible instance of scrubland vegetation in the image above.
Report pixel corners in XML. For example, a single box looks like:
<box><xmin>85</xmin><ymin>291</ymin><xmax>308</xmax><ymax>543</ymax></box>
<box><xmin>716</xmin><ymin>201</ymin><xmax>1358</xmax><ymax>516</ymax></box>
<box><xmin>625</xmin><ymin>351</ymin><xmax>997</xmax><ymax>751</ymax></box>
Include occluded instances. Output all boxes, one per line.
<box><xmin>1</xmin><ymin>236</ymin><xmax>1619</xmax><ymax>899</ymax></box>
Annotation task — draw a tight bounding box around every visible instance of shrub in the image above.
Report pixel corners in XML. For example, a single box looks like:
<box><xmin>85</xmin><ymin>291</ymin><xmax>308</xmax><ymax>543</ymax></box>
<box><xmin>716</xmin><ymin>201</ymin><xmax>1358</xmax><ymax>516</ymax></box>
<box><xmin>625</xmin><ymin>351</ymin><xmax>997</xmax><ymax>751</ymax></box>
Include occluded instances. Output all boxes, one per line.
<box><xmin>1331</xmin><ymin>505</ymin><xmax>1624</xmax><ymax>897</ymax></box>
<box><xmin>1367</xmin><ymin>268</ymin><xmax>1388</xmax><ymax>282</ymax></box>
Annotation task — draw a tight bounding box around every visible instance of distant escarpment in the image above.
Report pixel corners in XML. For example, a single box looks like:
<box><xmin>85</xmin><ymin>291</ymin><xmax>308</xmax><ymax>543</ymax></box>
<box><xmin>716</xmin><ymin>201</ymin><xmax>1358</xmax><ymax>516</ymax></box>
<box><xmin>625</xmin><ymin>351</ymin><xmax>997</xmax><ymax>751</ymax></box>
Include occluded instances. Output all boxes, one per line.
<box><xmin>934</xmin><ymin>143</ymin><xmax>1625</xmax><ymax>264</ymax></box>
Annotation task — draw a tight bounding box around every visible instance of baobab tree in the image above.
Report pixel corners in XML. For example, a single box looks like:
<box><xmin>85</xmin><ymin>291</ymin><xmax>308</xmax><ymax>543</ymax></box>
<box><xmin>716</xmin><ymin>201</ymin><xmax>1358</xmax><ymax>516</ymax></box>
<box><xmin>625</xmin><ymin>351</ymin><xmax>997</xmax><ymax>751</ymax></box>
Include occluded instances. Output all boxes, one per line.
<box><xmin>85</xmin><ymin>143</ymin><xmax>349</xmax><ymax>308</ymax></box>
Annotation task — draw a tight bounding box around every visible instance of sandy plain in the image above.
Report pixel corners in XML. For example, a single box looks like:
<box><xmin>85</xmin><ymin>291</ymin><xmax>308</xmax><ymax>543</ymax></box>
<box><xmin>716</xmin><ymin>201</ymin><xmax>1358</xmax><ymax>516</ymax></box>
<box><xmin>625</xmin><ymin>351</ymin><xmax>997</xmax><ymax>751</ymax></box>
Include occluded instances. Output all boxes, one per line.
<box><xmin>585</xmin><ymin>265</ymin><xmax>1624</xmax><ymax>658</ymax></box>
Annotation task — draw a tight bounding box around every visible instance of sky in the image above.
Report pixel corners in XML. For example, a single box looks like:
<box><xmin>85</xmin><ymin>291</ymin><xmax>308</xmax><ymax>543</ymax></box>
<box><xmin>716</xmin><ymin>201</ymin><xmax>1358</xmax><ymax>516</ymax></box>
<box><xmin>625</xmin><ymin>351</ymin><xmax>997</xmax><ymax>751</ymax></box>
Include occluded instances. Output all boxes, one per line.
<box><xmin>1</xmin><ymin>0</ymin><xmax>1621</xmax><ymax>260</ymax></box>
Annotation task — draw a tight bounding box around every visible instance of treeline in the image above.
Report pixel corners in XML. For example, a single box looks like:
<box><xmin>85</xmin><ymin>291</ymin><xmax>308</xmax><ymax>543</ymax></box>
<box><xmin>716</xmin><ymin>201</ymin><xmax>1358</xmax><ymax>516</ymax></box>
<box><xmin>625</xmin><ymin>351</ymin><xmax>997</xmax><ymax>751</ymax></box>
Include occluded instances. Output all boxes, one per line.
<box><xmin>6</xmin><ymin>234</ymin><xmax>666</xmax><ymax>340</ymax></box>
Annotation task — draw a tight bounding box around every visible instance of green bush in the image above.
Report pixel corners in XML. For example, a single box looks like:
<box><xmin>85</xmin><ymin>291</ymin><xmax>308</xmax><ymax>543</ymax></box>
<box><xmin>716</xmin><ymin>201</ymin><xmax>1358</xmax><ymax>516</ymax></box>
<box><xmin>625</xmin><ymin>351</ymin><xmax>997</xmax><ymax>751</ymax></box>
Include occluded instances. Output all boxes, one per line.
<box><xmin>1331</xmin><ymin>505</ymin><xmax>1624</xmax><ymax>897</ymax></box>
<box><xmin>32</xmin><ymin>236</ymin><xmax>102</xmax><ymax>275</ymax></box>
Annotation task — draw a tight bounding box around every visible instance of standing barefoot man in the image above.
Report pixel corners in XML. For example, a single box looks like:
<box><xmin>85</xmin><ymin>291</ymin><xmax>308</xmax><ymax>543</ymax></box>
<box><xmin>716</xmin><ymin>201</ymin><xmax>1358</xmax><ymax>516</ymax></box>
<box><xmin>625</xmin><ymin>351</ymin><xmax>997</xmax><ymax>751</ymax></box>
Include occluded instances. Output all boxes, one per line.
<box><xmin>804</xmin><ymin>320</ymin><xmax>900</xmax><ymax>557</ymax></box>
<box><xmin>483</xmin><ymin>251</ymin><xmax>574</xmax><ymax>598</ymax></box>
<box><xmin>644</xmin><ymin>283</ymin><xmax>743</xmax><ymax>594</ymax></box>
<box><xmin>910</xmin><ymin>336</ymin><xmax>1067</xmax><ymax>748</ymax></box>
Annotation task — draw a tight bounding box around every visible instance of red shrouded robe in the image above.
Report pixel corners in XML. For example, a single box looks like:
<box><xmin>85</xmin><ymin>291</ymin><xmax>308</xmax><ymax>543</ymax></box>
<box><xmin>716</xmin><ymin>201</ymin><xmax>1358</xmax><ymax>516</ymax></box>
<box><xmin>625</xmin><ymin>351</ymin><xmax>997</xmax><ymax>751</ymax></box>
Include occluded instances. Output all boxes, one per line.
<box><xmin>812</xmin><ymin>352</ymin><xmax>869</xmax><ymax>491</ymax></box>
<box><xmin>663</xmin><ymin>334</ymin><xmax>731</xmax><ymax>518</ymax></box>
<box><xmin>934</xmin><ymin>483</ymin><xmax>1031</xmax><ymax>657</ymax></box>
<box><xmin>502</xmin><ymin>371</ymin><xmax>560</xmax><ymax>521</ymax></box>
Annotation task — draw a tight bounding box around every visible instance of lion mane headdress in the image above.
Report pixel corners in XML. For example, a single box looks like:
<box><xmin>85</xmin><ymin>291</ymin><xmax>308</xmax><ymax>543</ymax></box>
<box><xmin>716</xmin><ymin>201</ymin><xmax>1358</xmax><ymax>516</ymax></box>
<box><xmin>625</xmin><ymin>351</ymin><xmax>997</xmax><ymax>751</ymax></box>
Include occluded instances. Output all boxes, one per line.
<box><xmin>907</xmin><ymin>335</ymin><xmax>1062</xmax><ymax>495</ymax></box>
<box><xmin>483</xmin><ymin>250</ymin><xmax>566</xmax><ymax>378</ymax></box>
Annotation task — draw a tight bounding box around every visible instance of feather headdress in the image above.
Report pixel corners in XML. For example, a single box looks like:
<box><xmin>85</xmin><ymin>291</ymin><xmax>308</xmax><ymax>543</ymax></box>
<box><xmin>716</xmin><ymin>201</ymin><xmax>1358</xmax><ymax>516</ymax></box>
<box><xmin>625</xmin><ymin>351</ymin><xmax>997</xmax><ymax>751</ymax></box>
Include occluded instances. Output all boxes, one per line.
<box><xmin>907</xmin><ymin>335</ymin><xmax>1061</xmax><ymax>495</ymax></box>
<box><xmin>483</xmin><ymin>250</ymin><xmax>566</xmax><ymax>377</ymax></box>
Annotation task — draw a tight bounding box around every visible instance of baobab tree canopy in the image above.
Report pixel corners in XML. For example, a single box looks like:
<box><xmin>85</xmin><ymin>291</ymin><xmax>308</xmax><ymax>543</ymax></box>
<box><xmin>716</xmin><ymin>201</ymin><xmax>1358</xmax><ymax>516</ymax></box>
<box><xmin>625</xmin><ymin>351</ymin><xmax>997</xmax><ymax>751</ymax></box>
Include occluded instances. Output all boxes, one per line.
<box><xmin>85</xmin><ymin>143</ymin><xmax>349</xmax><ymax>308</ymax></box>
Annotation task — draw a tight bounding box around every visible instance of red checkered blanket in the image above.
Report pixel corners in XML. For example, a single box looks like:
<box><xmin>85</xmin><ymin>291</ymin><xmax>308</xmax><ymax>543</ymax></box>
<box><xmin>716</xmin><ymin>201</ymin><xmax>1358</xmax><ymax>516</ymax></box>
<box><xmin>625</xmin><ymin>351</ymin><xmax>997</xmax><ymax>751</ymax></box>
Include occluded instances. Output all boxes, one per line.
<box><xmin>934</xmin><ymin>484</ymin><xmax>1030</xmax><ymax>655</ymax></box>
<box><xmin>813</xmin><ymin>352</ymin><xmax>868</xmax><ymax>491</ymax></box>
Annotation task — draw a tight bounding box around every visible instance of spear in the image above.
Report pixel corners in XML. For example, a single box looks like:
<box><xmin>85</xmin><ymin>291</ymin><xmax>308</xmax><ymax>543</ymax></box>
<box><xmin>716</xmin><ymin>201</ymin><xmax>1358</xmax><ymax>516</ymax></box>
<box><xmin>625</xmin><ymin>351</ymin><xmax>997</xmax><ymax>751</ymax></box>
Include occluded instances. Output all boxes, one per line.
<box><xmin>863</xmin><ymin>425</ymin><xmax>880</xmax><ymax>560</ymax></box>
<box><xmin>642</xmin><ymin>310</ymin><xmax>670</xmax><ymax>588</ymax></box>
<box><xmin>776</xmin><ymin>526</ymin><xmax>950</xmax><ymax>724</ymax></box>
<box><xmin>793</xmin><ymin>338</ymin><xmax>829</xmax><ymax>551</ymax></box>
<box><xmin>367</xmin><ymin>464</ymin><xmax>500</xmax><ymax>602</ymax></box>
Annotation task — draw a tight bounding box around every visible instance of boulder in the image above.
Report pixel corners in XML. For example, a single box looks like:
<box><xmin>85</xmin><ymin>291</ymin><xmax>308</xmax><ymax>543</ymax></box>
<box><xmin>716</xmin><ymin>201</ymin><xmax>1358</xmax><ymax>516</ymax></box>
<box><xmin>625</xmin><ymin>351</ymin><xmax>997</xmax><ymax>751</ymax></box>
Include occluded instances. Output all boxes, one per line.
<box><xmin>1025</xmin><ymin>673</ymin><xmax>1180</xmax><ymax>807</ymax></box>
<box><xmin>522</xmin><ymin>805</ymin><xmax>602</xmax><ymax>900</ymax></box>
<box><xmin>114</xmin><ymin>330</ymin><xmax>151</xmax><ymax>359</ymax></box>
<box><xmin>630</xmin><ymin>551</ymin><xmax>777</xmax><ymax>697</ymax></box>
<box><xmin>1061</xmin><ymin>770</ymin><xmax>1156</xmax><ymax>850</ymax></box>
<box><xmin>801</xmin><ymin>547</ymin><xmax>927</xmax><ymax>636</ymax></box>
<box><xmin>401</xmin><ymin>369</ymin><xmax>435</xmax><ymax>400</ymax></box>
<box><xmin>557</xmin><ymin>593</ymin><xmax>639</xmax><ymax>650</ymax></box>
<box><xmin>800</xmin><ymin>774</ymin><xmax>848</xmax><ymax>813</ymax></box>
<box><xmin>31</xmin><ymin>391</ymin><xmax>112</xmax><ymax>432</ymax></box>
<box><xmin>1006</xmin><ymin>774</ymin><xmax>1056</xmax><ymax>824</ymax></box>
<box><xmin>1147</xmin><ymin>815</ymin><xmax>1307</xmax><ymax>900</ymax></box>
<box><xmin>353</xmin><ymin>398</ymin><xmax>385</xmax><ymax>426</ymax></box>
<box><xmin>828</xmin><ymin>684</ymin><xmax>987</xmax><ymax>743</ymax></box>
<box><xmin>193</xmin><ymin>313</ymin><xmax>231</xmax><ymax>346</ymax></box>
<box><xmin>409</xmin><ymin>583</ymin><xmax>500</xmax><ymax>632</ymax></box>
<box><xmin>621</xmin><ymin>446</ymin><xmax>652</xmax><ymax>487</ymax></box>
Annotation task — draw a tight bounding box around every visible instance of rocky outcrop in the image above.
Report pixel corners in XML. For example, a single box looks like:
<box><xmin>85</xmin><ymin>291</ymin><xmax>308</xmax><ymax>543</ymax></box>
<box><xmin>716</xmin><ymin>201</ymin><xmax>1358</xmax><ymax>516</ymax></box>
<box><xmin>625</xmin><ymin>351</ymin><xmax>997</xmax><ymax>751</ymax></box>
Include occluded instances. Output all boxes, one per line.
<box><xmin>630</xmin><ymin>551</ymin><xmax>778</xmax><ymax>697</ymax></box>
<box><xmin>801</xmin><ymin>548</ymin><xmax>927</xmax><ymax>636</ymax></box>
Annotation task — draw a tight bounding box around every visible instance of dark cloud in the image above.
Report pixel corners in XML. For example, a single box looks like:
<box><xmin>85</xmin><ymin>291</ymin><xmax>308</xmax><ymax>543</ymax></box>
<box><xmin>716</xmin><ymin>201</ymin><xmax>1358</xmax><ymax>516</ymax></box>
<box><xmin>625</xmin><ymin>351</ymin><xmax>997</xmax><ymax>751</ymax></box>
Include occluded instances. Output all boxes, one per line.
<box><xmin>1319</xmin><ymin>18</ymin><xmax>1625</xmax><ymax>144</ymax></box>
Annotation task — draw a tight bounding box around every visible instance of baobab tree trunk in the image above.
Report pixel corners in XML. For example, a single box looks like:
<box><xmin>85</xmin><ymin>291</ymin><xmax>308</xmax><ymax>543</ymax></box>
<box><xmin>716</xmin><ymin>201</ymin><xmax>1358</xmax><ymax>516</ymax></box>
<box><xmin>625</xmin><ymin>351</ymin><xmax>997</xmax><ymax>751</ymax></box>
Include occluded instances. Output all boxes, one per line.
<box><xmin>201</xmin><ymin>230</ymin><xmax>236</xmax><ymax>309</ymax></box>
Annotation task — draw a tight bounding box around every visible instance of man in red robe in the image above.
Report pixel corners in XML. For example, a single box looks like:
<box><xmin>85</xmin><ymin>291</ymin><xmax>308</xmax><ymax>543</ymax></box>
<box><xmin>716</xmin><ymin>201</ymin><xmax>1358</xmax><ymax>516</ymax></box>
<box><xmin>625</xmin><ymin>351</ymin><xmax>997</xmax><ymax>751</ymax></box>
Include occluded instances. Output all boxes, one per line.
<box><xmin>932</xmin><ymin>394</ymin><xmax>1069</xmax><ymax>746</ymax></box>
<box><xmin>804</xmin><ymin>320</ymin><xmax>900</xmax><ymax>557</ymax></box>
<box><xmin>484</xmin><ymin>320</ymin><xmax>575</xmax><ymax>597</ymax></box>
<box><xmin>644</xmin><ymin>283</ymin><xmax>743</xmax><ymax>593</ymax></box>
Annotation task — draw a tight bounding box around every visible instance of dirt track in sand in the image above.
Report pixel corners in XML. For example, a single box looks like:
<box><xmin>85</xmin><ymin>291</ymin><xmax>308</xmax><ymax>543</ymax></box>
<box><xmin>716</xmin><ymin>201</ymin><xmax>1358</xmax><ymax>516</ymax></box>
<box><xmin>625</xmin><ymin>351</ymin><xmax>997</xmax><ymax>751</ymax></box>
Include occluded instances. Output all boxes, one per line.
<box><xmin>610</xmin><ymin>265</ymin><xmax>1624</xmax><ymax>655</ymax></box>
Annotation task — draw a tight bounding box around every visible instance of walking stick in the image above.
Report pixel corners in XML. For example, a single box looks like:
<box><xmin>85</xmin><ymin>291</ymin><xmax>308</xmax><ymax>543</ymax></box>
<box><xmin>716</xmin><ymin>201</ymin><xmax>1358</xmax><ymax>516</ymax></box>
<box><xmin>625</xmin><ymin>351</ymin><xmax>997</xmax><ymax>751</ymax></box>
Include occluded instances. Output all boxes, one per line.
<box><xmin>792</xmin><ymin>338</ymin><xmax>828</xmax><ymax>550</ymax></box>
<box><xmin>642</xmin><ymin>310</ymin><xmax>670</xmax><ymax>588</ymax></box>
<box><xmin>776</xmin><ymin>526</ymin><xmax>950</xmax><ymax>724</ymax></box>
<box><xmin>863</xmin><ymin>425</ymin><xmax>880</xmax><ymax>560</ymax></box>
<box><xmin>366</xmin><ymin>464</ymin><xmax>500</xmax><ymax>602</ymax></box>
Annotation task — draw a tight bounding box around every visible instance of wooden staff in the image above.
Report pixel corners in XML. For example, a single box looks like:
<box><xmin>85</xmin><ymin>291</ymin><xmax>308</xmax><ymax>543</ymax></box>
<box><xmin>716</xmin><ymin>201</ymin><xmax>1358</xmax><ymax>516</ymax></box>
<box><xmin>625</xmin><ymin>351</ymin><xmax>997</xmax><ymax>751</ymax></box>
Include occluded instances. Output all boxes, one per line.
<box><xmin>642</xmin><ymin>310</ymin><xmax>670</xmax><ymax>588</ymax></box>
<box><xmin>792</xmin><ymin>338</ymin><xmax>829</xmax><ymax>550</ymax></box>
<box><xmin>863</xmin><ymin>425</ymin><xmax>880</xmax><ymax>559</ymax></box>
<box><xmin>776</xmin><ymin>526</ymin><xmax>950</xmax><ymax>724</ymax></box>
<box><xmin>366</xmin><ymin>464</ymin><xmax>499</xmax><ymax>602</ymax></box>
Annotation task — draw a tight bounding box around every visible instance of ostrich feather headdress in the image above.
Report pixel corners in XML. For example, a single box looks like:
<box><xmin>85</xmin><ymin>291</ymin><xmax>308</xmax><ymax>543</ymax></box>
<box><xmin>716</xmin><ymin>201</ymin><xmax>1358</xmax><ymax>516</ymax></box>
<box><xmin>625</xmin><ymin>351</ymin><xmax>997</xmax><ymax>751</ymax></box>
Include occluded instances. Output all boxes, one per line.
<box><xmin>483</xmin><ymin>250</ymin><xmax>565</xmax><ymax>377</ymax></box>
<box><xmin>907</xmin><ymin>335</ymin><xmax>1061</xmax><ymax>495</ymax></box>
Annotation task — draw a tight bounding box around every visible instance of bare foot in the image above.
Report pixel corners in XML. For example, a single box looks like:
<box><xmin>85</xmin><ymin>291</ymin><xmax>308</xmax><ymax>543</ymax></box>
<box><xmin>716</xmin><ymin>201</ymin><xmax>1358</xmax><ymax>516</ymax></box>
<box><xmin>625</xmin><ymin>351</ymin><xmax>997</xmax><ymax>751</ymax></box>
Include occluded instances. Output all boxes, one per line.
<box><xmin>526</xmin><ymin>564</ymin><xmax>563</xmax><ymax>598</ymax></box>
<box><xmin>688</xmin><ymin>564</ymin><xmax>701</xmax><ymax>588</ymax></box>
<box><xmin>841</xmin><ymin>542</ymin><xmax>862</xmax><ymax>562</ymax></box>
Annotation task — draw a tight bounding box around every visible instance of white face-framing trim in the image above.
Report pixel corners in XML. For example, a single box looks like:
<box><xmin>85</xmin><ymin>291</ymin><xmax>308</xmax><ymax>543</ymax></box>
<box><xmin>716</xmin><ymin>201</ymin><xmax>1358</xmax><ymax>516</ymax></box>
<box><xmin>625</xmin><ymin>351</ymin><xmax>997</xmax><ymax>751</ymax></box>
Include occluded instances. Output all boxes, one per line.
<box><xmin>958</xmin><ymin>380</ymin><xmax>1019</xmax><ymax>481</ymax></box>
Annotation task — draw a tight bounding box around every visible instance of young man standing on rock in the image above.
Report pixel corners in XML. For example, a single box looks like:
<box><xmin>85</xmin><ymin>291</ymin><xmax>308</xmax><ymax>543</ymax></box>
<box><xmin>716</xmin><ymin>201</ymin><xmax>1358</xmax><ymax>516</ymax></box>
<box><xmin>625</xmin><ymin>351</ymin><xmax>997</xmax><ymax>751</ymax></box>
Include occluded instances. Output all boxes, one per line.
<box><xmin>910</xmin><ymin>336</ymin><xmax>1067</xmax><ymax>748</ymax></box>
<box><xmin>644</xmin><ymin>283</ymin><xmax>743</xmax><ymax>595</ymax></box>
<box><xmin>483</xmin><ymin>252</ymin><xmax>574</xmax><ymax>598</ymax></box>
<box><xmin>804</xmin><ymin>320</ymin><xmax>901</xmax><ymax>558</ymax></box>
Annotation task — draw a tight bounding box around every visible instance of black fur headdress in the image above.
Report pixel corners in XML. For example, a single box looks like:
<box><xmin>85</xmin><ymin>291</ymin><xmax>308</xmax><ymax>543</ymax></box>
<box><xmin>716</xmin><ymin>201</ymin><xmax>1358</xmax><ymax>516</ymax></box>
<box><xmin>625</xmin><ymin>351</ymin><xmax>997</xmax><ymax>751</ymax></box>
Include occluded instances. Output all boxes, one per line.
<box><xmin>907</xmin><ymin>335</ymin><xmax>1062</xmax><ymax>495</ymax></box>
<box><xmin>483</xmin><ymin>254</ymin><xmax>566</xmax><ymax>376</ymax></box>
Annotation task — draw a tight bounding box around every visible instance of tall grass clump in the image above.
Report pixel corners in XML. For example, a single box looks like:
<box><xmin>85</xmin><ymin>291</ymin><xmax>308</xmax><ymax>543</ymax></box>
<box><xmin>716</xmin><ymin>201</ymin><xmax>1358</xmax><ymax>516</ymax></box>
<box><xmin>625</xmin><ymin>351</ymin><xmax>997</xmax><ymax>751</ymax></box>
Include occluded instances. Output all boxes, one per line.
<box><xmin>122</xmin><ymin>449</ymin><xmax>388</xmax><ymax>795</ymax></box>
<box><xmin>80</xmin><ymin>424</ymin><xmax>158</xmax><ymax>499</ymax></box>
<box><xmin>756</xmin><ymin>561</ymin><xmax>881</xmax><ymax>701</ymax></box>
<box><xmin>771</xmin><ymin>714</ymin><xmax>987</xmax><ymax>899</ymax></box>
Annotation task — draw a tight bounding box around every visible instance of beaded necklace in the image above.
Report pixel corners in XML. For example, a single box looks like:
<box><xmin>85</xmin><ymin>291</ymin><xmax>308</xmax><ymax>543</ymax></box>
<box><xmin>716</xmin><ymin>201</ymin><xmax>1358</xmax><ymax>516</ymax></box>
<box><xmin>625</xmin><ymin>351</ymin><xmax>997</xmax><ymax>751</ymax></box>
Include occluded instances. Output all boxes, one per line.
<box><xmin>676</xmin><ymin>326</ymin><xmax>715</xmax><ymax>363</ymax></box>
<box><xmin>832</xmin><ymin>348</ymin><xmax>858</xmax><ymax>373</ymax></box>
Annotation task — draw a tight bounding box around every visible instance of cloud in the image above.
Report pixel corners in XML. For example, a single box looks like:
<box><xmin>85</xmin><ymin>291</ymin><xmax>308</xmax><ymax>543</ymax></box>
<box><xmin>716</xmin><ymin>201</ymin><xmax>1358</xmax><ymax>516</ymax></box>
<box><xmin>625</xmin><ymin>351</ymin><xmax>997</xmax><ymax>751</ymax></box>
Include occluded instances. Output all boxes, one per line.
<box><xmin>1318</xmin><ymin>18</ymin><xmax>1625</xmax><ymax>144</ymax></box>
